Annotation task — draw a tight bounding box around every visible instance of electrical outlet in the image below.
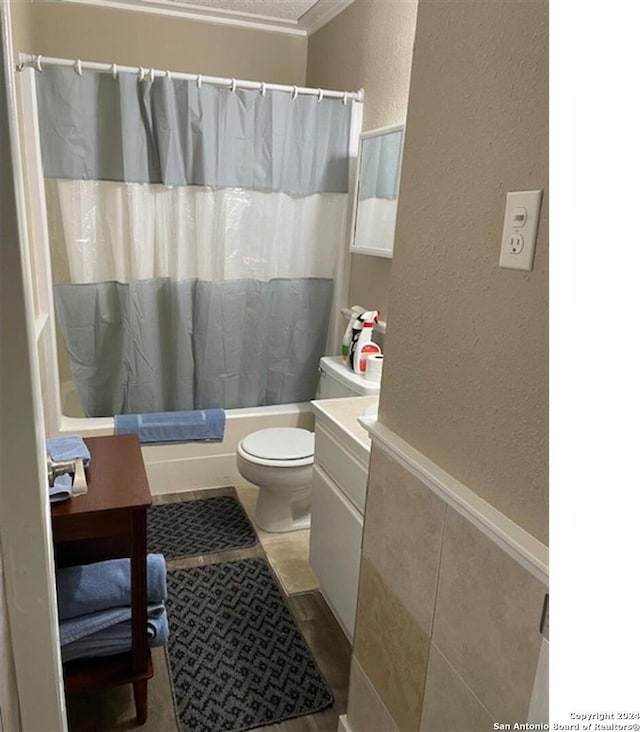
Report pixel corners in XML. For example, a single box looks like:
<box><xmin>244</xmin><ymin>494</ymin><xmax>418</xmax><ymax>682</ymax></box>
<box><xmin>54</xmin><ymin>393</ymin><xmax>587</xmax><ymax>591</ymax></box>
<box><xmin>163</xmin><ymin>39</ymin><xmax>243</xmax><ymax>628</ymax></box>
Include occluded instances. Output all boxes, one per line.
<box><xmin>499</xmin><ymin>190</ymin><xmax>543</xmax><ymax>271</ymax></box>
<box><xmin>508</xmin><ymin>233</ymin><xmax>525</xmax><ymax>255</ymax></box>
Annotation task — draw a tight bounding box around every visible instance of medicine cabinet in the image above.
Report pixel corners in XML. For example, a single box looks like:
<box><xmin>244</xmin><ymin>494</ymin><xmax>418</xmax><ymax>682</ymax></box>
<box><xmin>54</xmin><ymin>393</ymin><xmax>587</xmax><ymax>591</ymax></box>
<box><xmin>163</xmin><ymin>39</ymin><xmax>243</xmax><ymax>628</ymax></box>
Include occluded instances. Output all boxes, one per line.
<box><xmin>350</xmin><ymin>124</ymin><xmax>405</xmax><ymax>258</ymax></box>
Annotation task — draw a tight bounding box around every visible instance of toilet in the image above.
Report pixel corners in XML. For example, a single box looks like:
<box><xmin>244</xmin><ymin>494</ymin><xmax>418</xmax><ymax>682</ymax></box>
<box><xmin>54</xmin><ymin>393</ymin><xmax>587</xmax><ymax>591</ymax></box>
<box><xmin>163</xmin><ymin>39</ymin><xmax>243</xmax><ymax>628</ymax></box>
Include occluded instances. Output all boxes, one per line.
<box><xmin>236</xmin><ymin>356</ymin><xmax>380</xmax><ymax>532</ymax></box>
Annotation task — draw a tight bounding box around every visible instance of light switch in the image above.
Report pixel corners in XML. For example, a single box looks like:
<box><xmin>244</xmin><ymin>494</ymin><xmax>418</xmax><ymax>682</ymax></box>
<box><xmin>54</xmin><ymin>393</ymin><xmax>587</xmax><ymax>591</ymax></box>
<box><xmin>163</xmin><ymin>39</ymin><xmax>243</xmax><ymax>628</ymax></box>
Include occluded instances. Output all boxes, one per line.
<box><xmin>512</xmin><ymin>207</ymin><xmax>527</xmax><ymax>228</ymax></box>
<box><xmin>499</xmin><ymin>190</ymin><xmax>543</xmax><ymax>271</ymax></box>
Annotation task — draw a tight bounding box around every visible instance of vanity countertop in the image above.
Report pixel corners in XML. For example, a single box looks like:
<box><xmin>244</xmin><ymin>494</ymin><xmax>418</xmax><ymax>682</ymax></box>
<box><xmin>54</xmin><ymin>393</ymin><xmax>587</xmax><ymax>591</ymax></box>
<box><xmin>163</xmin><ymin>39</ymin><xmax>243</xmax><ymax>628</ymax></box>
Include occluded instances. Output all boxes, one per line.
<box><xmin>311</xmin><ymin>395</ymin><xmax>378</xmax><ymax>465</ymax></box>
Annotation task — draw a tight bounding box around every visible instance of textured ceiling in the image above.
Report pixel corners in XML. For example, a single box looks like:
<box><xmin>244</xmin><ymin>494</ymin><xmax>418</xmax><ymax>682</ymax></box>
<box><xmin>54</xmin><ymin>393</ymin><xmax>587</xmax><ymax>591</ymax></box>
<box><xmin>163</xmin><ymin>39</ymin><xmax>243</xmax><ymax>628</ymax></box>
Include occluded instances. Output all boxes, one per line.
<box><xmin>165</xmin><ymin>0</ymin><xmax>319</xmax><ymax>21</ymax></box>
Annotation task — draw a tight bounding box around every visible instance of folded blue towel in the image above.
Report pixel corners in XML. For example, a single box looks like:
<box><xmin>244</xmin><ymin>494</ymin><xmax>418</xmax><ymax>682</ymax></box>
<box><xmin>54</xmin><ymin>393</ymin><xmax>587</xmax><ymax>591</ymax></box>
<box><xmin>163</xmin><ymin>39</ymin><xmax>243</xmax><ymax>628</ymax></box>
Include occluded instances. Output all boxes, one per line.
<box><xmin>60</xmin><ymin>605</ymin><xmax>168</xmax><ymax>662</ymax></box>
<box><xmin>56</xmin><ymin>554</ymin><xmax>166</xmax><ymax>621</ymax></box>
<box><xmin>114</xmin><ymin>409</ymin><xmax>225</xmax><ymax>443</ymax></box>
<box><xmin>59</xmin><ymin>602</ymin><xmax>165</xmax><ymax>645</ymax></box>
<box><xmin>49</xmin><ymin>473</ymin><xmax>73</xmax><ymax>504</ymax></box>
<box><xmin>46</xmin><ymin>434</ymin><xmax>91</xmax><ymax>465</ymax></box>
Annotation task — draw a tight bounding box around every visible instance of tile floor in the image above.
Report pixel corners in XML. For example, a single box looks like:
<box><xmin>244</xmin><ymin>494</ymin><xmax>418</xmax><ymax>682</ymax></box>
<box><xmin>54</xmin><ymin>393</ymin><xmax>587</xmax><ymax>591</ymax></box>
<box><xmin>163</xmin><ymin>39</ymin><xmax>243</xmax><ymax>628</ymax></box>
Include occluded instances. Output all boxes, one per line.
<box><xmin>66</xmin><ymin>486</ymin><xmax>351</xmax><ymax>732</ymax></box>
<box><xmin>235</xmin><ymin>483</ymin><xmax>320</xmax><ymax>596</ymax></box>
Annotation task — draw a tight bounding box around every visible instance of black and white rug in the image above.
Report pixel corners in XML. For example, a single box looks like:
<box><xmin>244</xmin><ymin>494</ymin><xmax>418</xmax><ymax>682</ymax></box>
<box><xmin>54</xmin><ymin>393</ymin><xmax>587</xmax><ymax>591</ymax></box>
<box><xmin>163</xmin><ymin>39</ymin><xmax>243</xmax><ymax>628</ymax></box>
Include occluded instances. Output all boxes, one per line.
<box><xmin>148</xmin><ymin>496</ymin><xmax>257</xmax><ymax>560</ymax></box>
<box><xmin>165</xmin><ymin>559</ymin><xmax>333</xmax><ymax>732</ymax></box>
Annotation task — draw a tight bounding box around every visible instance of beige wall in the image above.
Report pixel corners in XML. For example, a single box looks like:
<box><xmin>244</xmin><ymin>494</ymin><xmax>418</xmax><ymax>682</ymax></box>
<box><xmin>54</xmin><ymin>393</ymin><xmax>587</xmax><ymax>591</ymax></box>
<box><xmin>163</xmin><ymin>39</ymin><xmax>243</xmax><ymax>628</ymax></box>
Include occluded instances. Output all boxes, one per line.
<box><xmin>381</xmin><ymin>0</ymin><xmax>549</xmax><ymax>543</ymax></box>
<box><xmin>9</xmin><ymin>0</ymin><xmax>31</xmax><ymax>60</ymax></box>
<box><xmin>11</xmin><ymin>0</ymin><xmax>307</xmax><ymax>83</ymax></box>
<box><xmin>307</xmin><ymin>0</ymin><xmax>418</xmax><ymax>322</ymax></box>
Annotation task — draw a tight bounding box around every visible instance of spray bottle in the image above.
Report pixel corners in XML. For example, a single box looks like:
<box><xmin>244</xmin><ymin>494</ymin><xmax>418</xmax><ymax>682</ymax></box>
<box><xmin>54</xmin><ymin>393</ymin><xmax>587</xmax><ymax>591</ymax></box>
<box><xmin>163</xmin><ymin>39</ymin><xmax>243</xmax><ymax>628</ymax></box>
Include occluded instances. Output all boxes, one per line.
<box><xmin>342</xmin><ymin>306</ymin><xmax>365</xmax><ymax>362</ymax></box>
<box><xmin>350</xmin><ymin>310</ymin><xmax>382</xmax><ymax>374</ymax></box>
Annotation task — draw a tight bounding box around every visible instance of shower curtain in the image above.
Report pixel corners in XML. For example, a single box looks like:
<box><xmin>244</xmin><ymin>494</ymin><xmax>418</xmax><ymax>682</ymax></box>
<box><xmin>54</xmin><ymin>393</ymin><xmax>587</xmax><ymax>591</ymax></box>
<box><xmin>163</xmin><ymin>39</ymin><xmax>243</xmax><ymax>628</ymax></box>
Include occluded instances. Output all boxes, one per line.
<box><xmin>36</xmin><ymin>67</ymin><xmax>352</xmax><ymax>416</ymax></box>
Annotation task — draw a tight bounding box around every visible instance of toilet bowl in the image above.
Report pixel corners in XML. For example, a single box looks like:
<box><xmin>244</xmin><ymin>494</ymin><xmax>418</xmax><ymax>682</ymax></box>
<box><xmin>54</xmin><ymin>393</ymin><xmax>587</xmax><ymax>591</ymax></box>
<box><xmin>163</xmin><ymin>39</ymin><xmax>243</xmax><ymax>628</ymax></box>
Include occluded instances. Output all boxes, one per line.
<box><xmin>236</xmin><ymin>356</ymin><xmax>381</xmax><ymax>533</ymax></box>
<box><xmin>237</xmin><ymin>427</ymin><xmax>315</xmax><ymax>532</ymax></box>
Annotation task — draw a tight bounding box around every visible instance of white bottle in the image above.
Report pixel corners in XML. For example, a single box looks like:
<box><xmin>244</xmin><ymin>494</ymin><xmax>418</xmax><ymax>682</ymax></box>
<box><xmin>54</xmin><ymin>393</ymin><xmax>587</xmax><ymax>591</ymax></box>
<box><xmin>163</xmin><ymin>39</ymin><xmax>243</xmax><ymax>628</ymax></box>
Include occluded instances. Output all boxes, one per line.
<box><xmin>353</xmin><ymin>313</ymin><xmax>382</xmax><ymax>375</ymax></box>
<box><xmin>342</xmin><ymin>306</ymin><xmax>365</xmax><ymax>363</ymax></box>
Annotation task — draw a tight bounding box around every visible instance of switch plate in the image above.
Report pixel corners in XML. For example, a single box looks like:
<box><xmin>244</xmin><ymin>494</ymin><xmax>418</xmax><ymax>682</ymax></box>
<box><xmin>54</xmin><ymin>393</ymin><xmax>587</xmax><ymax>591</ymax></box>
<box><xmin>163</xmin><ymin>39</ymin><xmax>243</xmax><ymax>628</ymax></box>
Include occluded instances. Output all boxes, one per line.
<box><xmin>499</xmin><ymin>189</ymin><xmax>543</xmax><ymax>271</ymax></box>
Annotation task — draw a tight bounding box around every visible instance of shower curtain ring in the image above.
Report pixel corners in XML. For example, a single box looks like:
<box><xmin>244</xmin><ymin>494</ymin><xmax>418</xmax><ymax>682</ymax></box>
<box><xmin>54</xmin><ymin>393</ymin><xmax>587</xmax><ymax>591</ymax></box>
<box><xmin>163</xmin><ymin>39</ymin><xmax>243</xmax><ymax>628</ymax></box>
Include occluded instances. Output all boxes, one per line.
<box><xmin>149</xmin><ymin>68</ymin><xmax>155</xmax><ymax>84</ymax></box>
<box><xmin>230</xmin><ymin>78</ymin><xmax>237</xmax><ymax>93</ymax></box>
<box><xmin>138</xmin><ymin>66</ymin><xmax>145</xmax><ymax>82</ymax></box>
<box><xmin>166</xmin><ymin>69</ymin><xmax>171</xmax><ymax>81</ymax></box>
<box><xmin>291</xmin><ymin>85</ymin><xmax>298</xmax><ymax>101</ymax></box>
<box><xmin>342</xmin><ymin>91</ymin><xmax>349</xmax><ymax>105</ymax></box>
<box><xmin>260</xmin><ymin>81</ymin><xmax>266</xmax><ymax>96</ymax></box>
<box><xmin>197</xmin><ymin>74</ymin><xmax>203</xmax><ymax>89</ymax></box>
<box><xmin>316</xmin><ymin>88</ymin><xmax>323</xmax><ymax>103</ymax></box>
<box><xmin>111</xmin><ymin>63</ymin><xmax>118</xmax><ymax>80</ymax></box>
<box><xmin>35</xmin><ymin>55</ymin><xmax>43</xmax><ymax>72</ymax></box>
<box><xmin>74</xmin><ymin>59</ymin><xmax>83</xmax><ymax>77</ymax></box>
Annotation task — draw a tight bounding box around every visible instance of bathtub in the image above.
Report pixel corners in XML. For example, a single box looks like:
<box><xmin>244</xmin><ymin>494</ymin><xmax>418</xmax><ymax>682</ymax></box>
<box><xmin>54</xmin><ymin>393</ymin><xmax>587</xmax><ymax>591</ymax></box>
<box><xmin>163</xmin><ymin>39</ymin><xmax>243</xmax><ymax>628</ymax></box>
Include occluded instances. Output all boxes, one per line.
<box><xmin>59</xmin><ymin>381</ymin><xmax>314</xmax><ymax>496</ymax></box>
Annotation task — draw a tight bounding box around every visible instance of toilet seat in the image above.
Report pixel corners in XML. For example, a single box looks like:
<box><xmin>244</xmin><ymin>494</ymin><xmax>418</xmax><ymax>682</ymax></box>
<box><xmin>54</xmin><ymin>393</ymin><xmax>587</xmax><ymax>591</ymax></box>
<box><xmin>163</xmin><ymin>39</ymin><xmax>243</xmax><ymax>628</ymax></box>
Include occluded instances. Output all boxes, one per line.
<box><xmin>238</xmin><ymin>428</ymin><xmax>314</xmax><ymax>468</ymax></box>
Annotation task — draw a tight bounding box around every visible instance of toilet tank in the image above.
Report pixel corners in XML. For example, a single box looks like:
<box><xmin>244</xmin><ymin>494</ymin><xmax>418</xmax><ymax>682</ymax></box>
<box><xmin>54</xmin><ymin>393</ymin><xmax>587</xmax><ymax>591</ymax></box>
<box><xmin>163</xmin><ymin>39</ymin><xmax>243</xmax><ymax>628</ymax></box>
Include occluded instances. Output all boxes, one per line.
<box><xmin>316</xmin><ymin>356</ymin><xmax>380</xmax><ymax>399</ymax></box>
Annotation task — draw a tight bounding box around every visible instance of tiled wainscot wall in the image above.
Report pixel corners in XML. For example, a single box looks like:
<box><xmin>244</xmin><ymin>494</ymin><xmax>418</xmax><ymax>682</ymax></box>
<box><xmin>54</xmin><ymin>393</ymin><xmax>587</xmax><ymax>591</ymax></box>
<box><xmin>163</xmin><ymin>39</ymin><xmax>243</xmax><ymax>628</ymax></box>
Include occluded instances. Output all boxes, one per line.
<box><xmin>340</xmin><ymin>423</ymin><xmax>549</xmax><ymax>732</ymax></box>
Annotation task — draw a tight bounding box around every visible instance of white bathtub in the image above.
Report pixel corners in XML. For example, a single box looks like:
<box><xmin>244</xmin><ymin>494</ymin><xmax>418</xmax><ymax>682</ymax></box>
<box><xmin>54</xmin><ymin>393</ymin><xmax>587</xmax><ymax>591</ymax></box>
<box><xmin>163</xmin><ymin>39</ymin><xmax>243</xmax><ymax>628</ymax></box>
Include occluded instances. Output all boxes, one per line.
<box><xmin>59</xmin><ymin>381</ymin><xmax>314</xmax><ymax>496</ymax></box>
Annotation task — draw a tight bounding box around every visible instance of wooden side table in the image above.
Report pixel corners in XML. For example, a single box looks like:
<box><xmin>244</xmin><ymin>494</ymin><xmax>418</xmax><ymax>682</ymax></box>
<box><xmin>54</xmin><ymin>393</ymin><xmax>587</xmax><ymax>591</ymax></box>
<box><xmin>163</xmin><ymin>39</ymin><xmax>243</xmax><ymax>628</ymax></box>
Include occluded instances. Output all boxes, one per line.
<box><xmin>51</xmin><ymin>434</ymin><xmax>153</xmax><ymax>724</ymax></box>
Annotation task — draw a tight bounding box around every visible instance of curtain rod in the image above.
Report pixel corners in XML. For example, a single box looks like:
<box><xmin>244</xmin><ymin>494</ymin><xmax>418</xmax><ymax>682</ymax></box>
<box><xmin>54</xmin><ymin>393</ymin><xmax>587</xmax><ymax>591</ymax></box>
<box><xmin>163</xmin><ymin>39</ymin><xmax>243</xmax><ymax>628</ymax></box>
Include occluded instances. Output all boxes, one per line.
<box><xmin>17</xmin><ymin>53</ymin><xmax>365</xmax><ymax>103</ymax></box>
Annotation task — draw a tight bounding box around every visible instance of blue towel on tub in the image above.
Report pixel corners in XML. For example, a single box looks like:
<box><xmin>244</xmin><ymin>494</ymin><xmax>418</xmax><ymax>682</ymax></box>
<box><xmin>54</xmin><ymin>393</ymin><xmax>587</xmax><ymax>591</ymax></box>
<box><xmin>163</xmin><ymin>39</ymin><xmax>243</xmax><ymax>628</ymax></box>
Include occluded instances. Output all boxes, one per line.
<box><xmin>60</xmin><ymin>604</ymin><xmax>168</xmax><ymax>662</ymax></box>
<box><xmin>46</xmin><ymin>434</ymin><xmax>90</xmax><ymax>465</ymax></box>
<box><xmin>56</xmin><ymin>555</ymin><xmax>167</xmax><ymax>620</ymax></box>
<box><xmin>114</xmin><ymin>409</ymin><xmax>225</xmax><ymax>443</ymax></box>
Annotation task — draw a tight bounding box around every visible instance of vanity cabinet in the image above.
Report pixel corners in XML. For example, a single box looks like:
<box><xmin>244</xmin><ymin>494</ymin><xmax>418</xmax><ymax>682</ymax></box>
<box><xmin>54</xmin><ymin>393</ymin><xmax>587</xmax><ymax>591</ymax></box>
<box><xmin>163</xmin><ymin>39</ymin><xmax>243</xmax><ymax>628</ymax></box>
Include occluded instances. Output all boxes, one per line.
<box><xmin>309</xmin><ymin>398</ymin><xmax>374</xmax><ymax>642</ymax></box>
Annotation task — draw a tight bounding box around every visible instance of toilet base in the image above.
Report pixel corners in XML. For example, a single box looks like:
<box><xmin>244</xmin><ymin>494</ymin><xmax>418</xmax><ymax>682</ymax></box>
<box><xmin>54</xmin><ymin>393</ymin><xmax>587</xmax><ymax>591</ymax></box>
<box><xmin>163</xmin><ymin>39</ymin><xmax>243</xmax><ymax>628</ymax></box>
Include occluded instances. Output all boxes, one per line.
<box><xmin>255</xmin><ymin>484</ymin><xmax>311</xmax><ymax>533</ymax></box>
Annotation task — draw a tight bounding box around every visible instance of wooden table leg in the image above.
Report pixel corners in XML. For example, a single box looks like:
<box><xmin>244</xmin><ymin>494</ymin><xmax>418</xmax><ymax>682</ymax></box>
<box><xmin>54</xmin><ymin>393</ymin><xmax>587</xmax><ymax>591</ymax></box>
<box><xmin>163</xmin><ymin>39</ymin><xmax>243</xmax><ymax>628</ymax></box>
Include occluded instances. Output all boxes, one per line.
<box><xmin>131</xmin><ymin>508</ymin><xmax>148</xmax><ymax>725</ymax></box>
<box><xmin>133</xmin><ymin>679</ymin><xmax>148</xmax><ymax>724</ymax></box>
<box><xmin>131</xmin><ymin>509</ymin><xmax>147</xmax><ymax>672</ymax></box>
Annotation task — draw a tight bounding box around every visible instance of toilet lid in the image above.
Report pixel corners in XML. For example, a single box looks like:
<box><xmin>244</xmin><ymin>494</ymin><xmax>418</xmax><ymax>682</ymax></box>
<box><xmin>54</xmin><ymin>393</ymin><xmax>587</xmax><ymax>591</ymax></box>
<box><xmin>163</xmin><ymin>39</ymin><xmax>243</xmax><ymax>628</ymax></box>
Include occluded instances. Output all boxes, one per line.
<box><xmin>241</xmin><ymin>428</ymin><xmax>314</xmax><ymax>461</ymax></box>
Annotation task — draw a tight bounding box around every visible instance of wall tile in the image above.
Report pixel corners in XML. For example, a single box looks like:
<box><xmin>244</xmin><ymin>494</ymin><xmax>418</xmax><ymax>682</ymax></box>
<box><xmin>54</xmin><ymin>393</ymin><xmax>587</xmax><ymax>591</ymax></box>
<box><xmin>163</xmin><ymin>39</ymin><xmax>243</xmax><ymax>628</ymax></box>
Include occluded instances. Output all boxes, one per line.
<box><xmin>433</xmin><ymin>509</ymin><xmax>545</xmax><ymax>721</ymax></box>
<box><xmin>354</xmin><ymin>557</ymin><xmax>429</xmax><ymax>732</ymax></box>
<box><xmin>527</xmin><ymin>638</ymin><xmax>549</xmax><ymax>724</ymax></box>
<box><xmin>420</xmin><ymin>644</ymin><xmax>495</xmax><ymax>732</ymax></box>
<box><xmin>362</xmin><ymin>446</ymin><xmax>446</xmax><ymax>635</ymax></box>
<box><xmin>347</xmin><ymin>656</ymin><xmax>400</xmax><ymax>732</ymax></box>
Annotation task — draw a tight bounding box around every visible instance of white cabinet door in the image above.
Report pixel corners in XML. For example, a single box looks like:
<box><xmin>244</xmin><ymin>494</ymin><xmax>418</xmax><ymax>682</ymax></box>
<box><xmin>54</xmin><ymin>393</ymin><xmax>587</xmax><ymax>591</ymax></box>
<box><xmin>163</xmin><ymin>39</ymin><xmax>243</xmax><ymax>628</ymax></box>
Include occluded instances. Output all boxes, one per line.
<box><xmin>314</xmin><ymin>423</ymin><xmax>368</xmax><ymax>514</ymax></box>
<box><xmin>309</xmin><ymin>464</ymin><xmax>363</xmax><ymax>642</ymax></box>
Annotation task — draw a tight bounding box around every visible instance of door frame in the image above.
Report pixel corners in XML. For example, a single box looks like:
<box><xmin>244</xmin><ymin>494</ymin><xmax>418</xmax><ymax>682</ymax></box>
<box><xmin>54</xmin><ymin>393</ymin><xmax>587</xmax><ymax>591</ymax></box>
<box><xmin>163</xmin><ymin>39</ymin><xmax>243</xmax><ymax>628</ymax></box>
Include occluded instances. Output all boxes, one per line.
<box><xmin>0</xmin><ymin>2</ymin><xmax>67</xmax><ymax>729</ymax></box>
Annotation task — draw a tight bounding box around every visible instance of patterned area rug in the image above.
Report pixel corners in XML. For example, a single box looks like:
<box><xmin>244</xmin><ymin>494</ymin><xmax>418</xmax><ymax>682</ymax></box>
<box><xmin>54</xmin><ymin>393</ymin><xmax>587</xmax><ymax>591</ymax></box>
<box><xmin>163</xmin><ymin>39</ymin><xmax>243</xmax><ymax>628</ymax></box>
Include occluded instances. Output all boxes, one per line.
<box><xmin>148</xmin><ymin>496</ymin><xmax>257</xmax><ymax>560</ymax></box>
<box><xmin>166</xmin><ymin>559</ymin><xmax>333</xmax><ymax>732</ymax></box>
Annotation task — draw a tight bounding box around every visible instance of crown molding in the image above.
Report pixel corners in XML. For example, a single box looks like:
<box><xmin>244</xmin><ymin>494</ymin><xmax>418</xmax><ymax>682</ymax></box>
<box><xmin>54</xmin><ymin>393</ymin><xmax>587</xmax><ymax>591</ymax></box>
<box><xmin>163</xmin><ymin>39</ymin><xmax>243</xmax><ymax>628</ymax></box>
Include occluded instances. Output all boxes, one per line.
<box><xmin>56</xmin><ymin>0</ymin><xmax>354</xmax><ymax>36</ymax></box>
<box><xmin>299</xmin><ymin>0</ymin><xmax>353</xmax><ymax>35</ymax></box>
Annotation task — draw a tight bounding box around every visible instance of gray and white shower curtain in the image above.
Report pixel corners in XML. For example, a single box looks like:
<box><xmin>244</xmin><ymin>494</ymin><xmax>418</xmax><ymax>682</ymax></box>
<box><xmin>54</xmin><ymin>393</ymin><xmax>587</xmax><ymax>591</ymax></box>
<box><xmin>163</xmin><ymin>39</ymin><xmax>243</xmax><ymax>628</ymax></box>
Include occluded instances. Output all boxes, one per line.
<box><xmin>37</xmin><ymin>67</ymin><xmax>352</xmax><ymax>416</ymax></box>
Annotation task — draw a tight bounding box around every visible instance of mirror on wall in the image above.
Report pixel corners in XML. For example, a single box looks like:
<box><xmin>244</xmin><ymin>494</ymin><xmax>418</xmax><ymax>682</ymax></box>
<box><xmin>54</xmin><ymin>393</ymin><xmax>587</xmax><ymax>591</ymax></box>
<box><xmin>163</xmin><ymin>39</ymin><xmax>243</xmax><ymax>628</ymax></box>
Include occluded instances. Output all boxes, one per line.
<box><xmin>351</xmin><ymin>124</ymin><xmax>405</xmax><ymax>258</ymax></box>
